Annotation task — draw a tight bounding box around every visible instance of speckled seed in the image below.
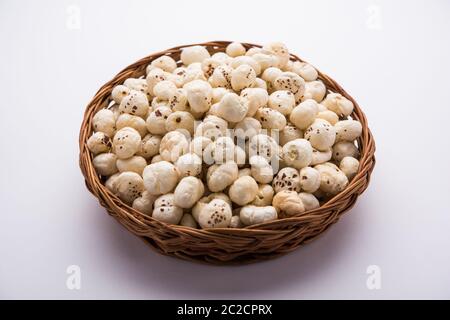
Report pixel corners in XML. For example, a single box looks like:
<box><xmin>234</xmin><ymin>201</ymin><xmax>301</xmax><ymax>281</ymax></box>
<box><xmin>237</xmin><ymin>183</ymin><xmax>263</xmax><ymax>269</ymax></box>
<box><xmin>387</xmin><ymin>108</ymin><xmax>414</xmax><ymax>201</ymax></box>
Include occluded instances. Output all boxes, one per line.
<box><xmin>321</xmin><ymin>92</ymin><xmax>354</xmax><ymax>117</ymax></box>
<box><xmin>143</xmin><ymin>161</ymin><xmax>180</xmax><ymax>195</ymax></box>
<box><xmin>239</xmin><ymin>205</ymin><xmax>278</xmax><ymax>226</ymax></box>
<box><xmin>231</xmin><ymin>56</ymin><xmax>261</xmax><ymax>76</ymax></box>
<box><xmin>198</xmin><ymin>199</ymin><xmax>232</xmax><ymax>229</ymax></box>
<box><xmin>263</xmin><ymin>42</ymin><xmax>290</xmax><ymax>68</ymax></box>
<box><xmin>112</xmin><ymin>127</ymin><xmax>141</xmax><ymax>159</ymax></box>
<box><xmin>279</xmin><ymin>124</ymin><xmax>303</xmax><ymax>146</ymax></box>
<box><xmin>87</xmin><ymin>132</ymin><xmax>112</xmax><ymax>155</ymax></box>
<box><xmin>150</xmin><ymin>55</ymin><xmax>177</xmax><ymax>73</ymax></box>
<box><xmin>159</xmin><ymin>130</ymin><xmax>189</xmax><ymax>162</ymax></box>
<box><xmin>248</xmin><ymin>134</ymin><xmax>280</xmax><ymax>161</ymax></box>
<box><xmin>184</xmin><ymin>80</ymin><xmax>213</xmax><ymax>113</ymax></box>
<box><xmin>272</xmin><ymin>190</ymin><xmax>305</xmax><ymax>217</ymax></box>
<box><xmin>146</xmin><ymin>106</ymin><xmax>172</xmax><ymax>135</ymax></box>
<box><xmin>152</xmin><ymin>193</ymin><xmax>183</xmax><ymax>224</ymax></box>
<box><xmin>231</xmin><ymin>64</ymin><xmax>256</xmax><ymax>91</ymax></box>
<box><xmin>137</xmin><ymin>134</ymin><xmax>161</xmax><ymax>159</ymax></box>
<box><xmin>92</xmin><ymin>153</ymin><xmax>118</xmax><ymax>176</ymax></box>
<box><xmin>174</xmin><ymin>176</ymin><xmax>205</xmax><ymax>208</ymax></box>
<box><xmin>314</xmin><ymin>162</ymin><xmax>349</xmax><ymax>195</ymax></box>
<box><xmin>339</xmin><ymin>156</ymin><xmax>359</xmax><ymax>180</ymax></box>
<box><xmin>92</xmin><ymin>109</ymin><xmax>116</xmax><ymax>137</ymax></box>
<box><xmin>251</xmin><ymin>184</ymin><xmax>275</xmax><ymax>206</ymax></box>
<box><xmin>282</xmin><ymin>139</ymin><xmax>313</xmax><ymax>169</ymax></box>
<box><xmin>298</xmin><ymin>192</ymin><xmax>320</xmax><ymax>211</ymax></box>
<box><xmin>175</xmin><ymin>153</ymin><xmax>202</xmax><ymax>177</ymax></box>
<box><xmin>229</xmin><ymin>176</ymin><xmax>258</xmax><ymax>206</ymax></box>
<box><xmin>119</xmin><ymin>90</ymin><xmax>149</xmax><ymax>118</ymax></box>
<box><xmin>268</xmin><ymin>90</ymin><xmax>295</xmax><ymax>115</ymax></box>
<box><xmin>111</xmin><ymin>85</ymin><xmax>130</xmax><ymax>104</ymax></box>
<box><xmin>334</xmin><ymin>120</ymin><xmax>362</xmax><ymax>142</ymax></box>
<box><xmin>332</xmin><ymin>141</ymin><xmax>360</xmax><ymax>162</ymax></box>
<box><xmin>192</xmin><ymin>193</ymin><xmax>232</xmax><ymax>222</ymax></box>
<box><xmin>289</xmin><ymin>99</ymin><xmax>319</xmax><ymax>130</ymax></box>
<box><xmin>240</xmin><ymin>88</ymin><xmax>269</xmax><ymax>117</ymax></box>
<box><xmin>272</xmin><ymin>167</ymin><xmax>301</xmax><ymax>193</ymax></box>
<box><xmin>299</xmin><ymin>167</ymin><xmax>321</xmax><ymax>193</ymax></box>
<box><xmin>208</xmin><ymin>64</ymin><xmax>232</xmax><ymax>89</ymax></box>
<box><xmin>304</xmin><ymin>119</ymin><xmax>336</xmax><ymax>151</ymax></box>
<box><xmin>132</xmin><ymin>191</ymin><xmax>157</xmax><ymax>216</ymax></box>
<box><xmin>124</xmin><ymin>78</ymin><xmax>148</xmax><ymax>95</ymax></box>
<box><xmin>116</xmin><ymin>156</ymin><xmax>147</xmax><ymax>175</ymax></box>
<box><xmin>165</xmin><ymin>111</ymin><xmax>195</xmax><ymax>135</ymax></box>
<box><xmin>255</xmin><ymin>108</ymin><xmax>287</xmax><ymax>130</ymax></box>
<box><xmin>116</xmin><ymin>113</ymin><xmax>147</xmax><ymax>137</ymax></box>
<box><xmin>115</xmin><ymin>171</ymin><xmax>144</xmax><ymax>205</ymax></box>
<box><xmin>273</xmin><ymin>72</ymin><xmax>305</xmax><ymax>102</ymax></box>
<box><xmin>153</xmin><ymin>80</ymin><xmax>177</xmax><ymax>100</ymax></box>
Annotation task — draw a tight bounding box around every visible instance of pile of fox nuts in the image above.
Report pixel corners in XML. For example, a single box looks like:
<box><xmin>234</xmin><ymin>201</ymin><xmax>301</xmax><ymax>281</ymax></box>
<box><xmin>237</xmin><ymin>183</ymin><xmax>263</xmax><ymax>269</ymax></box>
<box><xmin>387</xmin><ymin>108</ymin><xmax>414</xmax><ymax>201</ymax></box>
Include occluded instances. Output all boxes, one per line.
<box><xmin>87</xmin><ymin>41</ymin><xmax>362</xmax><ymax>229</ymax></box>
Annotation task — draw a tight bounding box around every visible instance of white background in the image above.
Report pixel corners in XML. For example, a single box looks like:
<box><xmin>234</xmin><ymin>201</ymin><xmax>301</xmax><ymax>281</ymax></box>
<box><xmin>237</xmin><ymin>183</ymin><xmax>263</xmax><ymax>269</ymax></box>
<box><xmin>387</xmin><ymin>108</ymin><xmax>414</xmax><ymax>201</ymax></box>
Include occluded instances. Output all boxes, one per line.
<box><xmin>1</xmin><ymin>0</ymin><xmax>449</xmax><ymax>299</ymax></box>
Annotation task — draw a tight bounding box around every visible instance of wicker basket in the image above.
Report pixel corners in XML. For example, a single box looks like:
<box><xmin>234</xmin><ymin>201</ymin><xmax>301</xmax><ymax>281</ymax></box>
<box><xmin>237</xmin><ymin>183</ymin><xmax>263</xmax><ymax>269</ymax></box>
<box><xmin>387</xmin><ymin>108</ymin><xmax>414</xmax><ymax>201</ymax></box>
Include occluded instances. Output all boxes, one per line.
<box><xmin>79</xmin><ymin>41</ymin><xmax>376</xmax><ymax>265</ymax></box>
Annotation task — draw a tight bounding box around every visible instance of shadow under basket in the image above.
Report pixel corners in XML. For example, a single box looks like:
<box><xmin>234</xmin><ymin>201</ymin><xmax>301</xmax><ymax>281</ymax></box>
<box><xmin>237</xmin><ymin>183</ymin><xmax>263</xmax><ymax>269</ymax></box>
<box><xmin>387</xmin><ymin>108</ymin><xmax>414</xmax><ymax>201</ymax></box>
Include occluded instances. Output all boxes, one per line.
<box><xmin>79</xmin><ymin>41</ymin><xmax>376</xmax><ymax>265</ymax></box>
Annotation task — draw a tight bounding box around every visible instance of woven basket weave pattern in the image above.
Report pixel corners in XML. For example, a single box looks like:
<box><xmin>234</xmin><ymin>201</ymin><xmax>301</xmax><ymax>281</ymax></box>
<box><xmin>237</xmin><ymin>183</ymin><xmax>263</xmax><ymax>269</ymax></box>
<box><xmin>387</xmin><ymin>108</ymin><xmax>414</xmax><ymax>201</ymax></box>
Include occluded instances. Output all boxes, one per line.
<box><xmin>79</xmin><ymin>41</ymin><xmax>376</xmax><ymax>265</ymax></box>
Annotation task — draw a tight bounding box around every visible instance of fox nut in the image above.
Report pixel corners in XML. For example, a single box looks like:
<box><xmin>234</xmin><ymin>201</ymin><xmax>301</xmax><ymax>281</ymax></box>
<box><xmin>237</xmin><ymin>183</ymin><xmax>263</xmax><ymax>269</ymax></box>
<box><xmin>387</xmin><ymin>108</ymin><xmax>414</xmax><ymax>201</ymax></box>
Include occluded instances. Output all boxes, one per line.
<box><xmin>282</xmin><ymin>139</ymin><xmax>313</xmax><ymax>169</ymax></box>
<box><xmin>152</xmin><ymin>193</ymin><xmax>183</xmax><ymax>224</ymax></box>
<box><xmin>189</xmin><ymin>136</ymin><xmax>212</xmax><ymax>157</ymax></box>
<box><xmin>206</xmin><ymin>161</ymin><xmax>239</xmax><ymax>192</ymax></box>
<box><xmin>174</xmin><ymin>176</ymin><xmax>205</xmax><ymax>208</ymax></box>
<box><xmin>234</xmin><ymin>117</ymin><xmax>262</xmax><ymax>141</ymax></box>
<box><xmin>137</xmin><ymin>134</ymin><xmax>161</xmax><ymax>159</ymax></box>
<box><xmin>239</xmin><ymin>205</ymin><xmax>278</xmax><ymax>226</ymax></box>
<box><xmin>335</xmin><ymin>120</ymin><xmax>362</xmax><ymax>142</ymax></box>
<box><xmin>314</xmin><ymin>162</ymin><xmax>349</xmax><ymax>195</ymax></box>
<box><xmin>111</xmin><ymin>85</ymin><xmax>130</xmax><ymax>104</ymax></box>
<box><xmin>226</xmin><ymin>42</ymin><xmax>246</xmax><ymax>57</ymax></box>
<box><xmin>143</xmin><ymin>161</ymin><xmax>180</xmax><ymax>195</ymax></box>
<box><xmin>248</xmin><ymin>134</ymin><xmax>280</xmax><ymax>161</ymax></box>
<box><xmin>217</xmin><ymin>92</ymin><xmax>248</xmax><ymax>122</ymax></box>
<box><xmin>321</xmin><ymin>92</ymin><xmax>354</xmax><ymax>117</ymax></box>
<box><xmin>175</xmin><ymin>153</ymin><xmax>202</xmax><ymax>177</ymax></box>
<box><xmin>299</xmin><ymin>167</ymin><xmax>321</xmax><ymax>193</ymax></box>
<box><xmin>119</xmin><ymin>90</ymin><xmax>149</xmax><ymax>117</ymax></box>
<box><xmin>272</xmin><ymin>190</ymin><xmax>305</xmax><ymax>217</ymax></box>
<box><xmin>132</xmin><ymin>191</ymin><xmax>157</xmax><ymax>216</ymax></box>
<box><xmin>115</xmin><ymin>171</ymin><xmax>144</xmax><ymax>205</ymax></box>
<box><xmin>112</xmin><ymin>127</ymin><xmax>141</xmax><ymax>159</ymax></box>
<box><xmin>316</xmin><ymin>110</ymin><xmax>339</xmax><ymax>125</ymax></box>
<box><xmin>249</xmin><ymin>155</ymin><xmax>274</xmax><ymax>184</ymax></box>
<box><xmin>332</xmin><ymin>141</ymin><xmax>359</xmax><ymax>162</ymax></box>
<box><xmin>153</xmin><ymin>80</ymin><xmax>177</xmax><ymax>100</ymax></box>
<box><xmin>268</xmin><ymin>90</ymin><xmax>295</xmax><ymax>116</ymax></box>
<box><xmin>231</xmin><ymin>64</ymin><xmax>256</xmax><ymax>91</ymax></box>
<box><xmin>181</xmin><ymin>45</ymin><xmax>211</xmax><ymax>65</ymax></box>
<box><xmin>251</xmin><ymin>184</ymin><xmax>275</xmax><ymax>206</ymax></box>
<box><xmin>262</xmin><ymin>42</ymin><xmax>290</xmax><ymax>68</ymax></box>
<box><xmin>208</xmin><ymin>64</ymin><xmax>232</xmax><ymax>89</ymax></box>
<box><xmin>150</xmin><ymin>56</ymin><xmax>177</xmax><ymax>73</ymax></box>
<box><xmin>116</xmin><ymin>156</ymin><xmax>147</xmax><ymax>175</ymax></box>
<box><xmin>298</xmin><ymin>192</ymin><xmax>320</xmax><ymax>211</ymax></box>
<box><xmin>240</xmin><ymin>87</ymin><xmax>269</xmax><ymax>117</ymax></box>
<box><xmin>302</xmin><ymin>80</ymin><xmax>326</xmax><ymax>102</ymax></box>
<box><xmin>165</xmin><ymin>111</ymin><xmax>195</xmax><ymax>135</ymax></box>
<box><xmin>255</xmin><ymin>108</ymin><xmax>287</xmax><ymax>130</ymax></box>
<box><xmin>273</xmin><ymin>167</ymin><xmax>301</xmax><ymax>193</ymax></box>
<box><xmin>231</xmin><ymin>56</ymin><xmax>261</xmax><ymax>76</ymax></box>
<box><xmin>279</xmin><ymin>124</ymin><xmax>303</xmax><ymax>146</ymax></box>
<box><xmin>229</xmin><ymin>176</ymin><xmax>258</xmax><ymax>206</ymax></box>
<box><xmin>304</xmin><ymin>119</ymin><xmax>336</xmax><ymax>151</ymax></box>
<box><xmin>198</xmin><ymin>199</ymin><xmax>232</xmax><ymax>228</ymax></box>
<box><xmin>184</xmin><ymin>80</ymin><xmax>213</xmax><ymax>113</ymax></box>
<box><xmin>273</xmin><ymin>72</ymin><xmax>305</xmax><ymax>102</ymax></box>
<box><xmin>290</xmin><ymin>61</ymin><xmax>318</xmax><ymax>81</ymax></box>
<box><xmin>116</xmin><ymin>113</ymin><xmax>147</xmax><ymax>137</ymax></box>
<box><xmin>159</xmin><ymin>130</ymin><xmax>189</xmax><ymax>162</ymax></box>
<box><xmin>92</xmin><ymin>153</ymin><xmax>118</xmax><ymax>176</ymax></box>
<box><xmin>289</xmin><ymin>99</ymin><xmax>319</xmax><ymax>130</ymax></box>
<box><xmin>87</xmin><ymin>132</ymin><xmax>112</xmax><ymax>155</ymax></box>
<box><xmin>180</xmin><ymin>213</ymin><xmax>197</xmax><ymax>228</ymax></box>
<box><xmin>92</xmin><ymin>109</ymin><xmax>116</xmax><ymax>137</ymax></box>
<box><xmin>146</xmin><ymin>106</ymin><xmax>172</xmax><ymax>135</ymax></box>
<box><xmin>339</xmin><ymin>156</ymin><xmax>359</xmax><ymax>180</ymax></box>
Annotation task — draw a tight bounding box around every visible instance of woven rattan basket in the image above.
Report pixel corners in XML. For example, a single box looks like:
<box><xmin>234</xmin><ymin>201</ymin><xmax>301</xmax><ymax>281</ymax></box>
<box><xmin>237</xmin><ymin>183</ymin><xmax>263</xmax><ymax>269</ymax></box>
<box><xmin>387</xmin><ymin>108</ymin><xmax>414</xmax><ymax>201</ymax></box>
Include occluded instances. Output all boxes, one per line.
<box><xmin>79</xmin><ymin>41</ymin><xmax>375</xmax><ymax>265</ymax></box>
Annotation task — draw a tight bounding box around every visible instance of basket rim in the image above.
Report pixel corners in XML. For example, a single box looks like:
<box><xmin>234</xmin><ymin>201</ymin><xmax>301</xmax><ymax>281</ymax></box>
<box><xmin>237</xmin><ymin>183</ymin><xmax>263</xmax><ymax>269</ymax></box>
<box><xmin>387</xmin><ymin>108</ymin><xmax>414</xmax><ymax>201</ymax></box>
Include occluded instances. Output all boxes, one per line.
<box><xmin>79</xmin><ymin>40</ymin><xmax>376</xmax><ymax>237</ymax></box>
